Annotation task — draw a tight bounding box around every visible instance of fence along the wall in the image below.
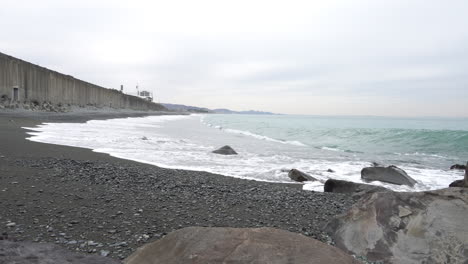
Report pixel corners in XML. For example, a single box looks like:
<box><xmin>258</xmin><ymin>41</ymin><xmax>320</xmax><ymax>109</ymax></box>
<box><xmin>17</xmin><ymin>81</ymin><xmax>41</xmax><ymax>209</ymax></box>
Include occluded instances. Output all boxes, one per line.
<box><xmin>0</xmin><ymin>52</ymin><xmax>165</xmax><ymax>111</ymax></box>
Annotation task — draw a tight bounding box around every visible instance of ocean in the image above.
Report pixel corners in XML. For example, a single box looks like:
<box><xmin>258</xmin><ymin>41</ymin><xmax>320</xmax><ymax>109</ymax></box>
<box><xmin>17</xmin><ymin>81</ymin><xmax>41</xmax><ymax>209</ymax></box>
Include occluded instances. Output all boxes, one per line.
<box><xmin>24</xmin><ymin>114</ymin><xmax>468</xmax><ymax>192</ymax></box>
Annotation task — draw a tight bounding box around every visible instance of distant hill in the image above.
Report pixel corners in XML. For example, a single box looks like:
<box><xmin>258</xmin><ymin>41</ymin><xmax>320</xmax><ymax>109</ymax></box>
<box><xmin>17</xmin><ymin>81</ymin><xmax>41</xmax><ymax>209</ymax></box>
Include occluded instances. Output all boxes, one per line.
<box><xmin>212</xmin><ymin>109</ymin><xmax>278</xmax><ymax>115</ymax></box>
<box><xmin>161</xmin><ymin>103</ymin><xmax>212</xmax><ymax>113</ymax></box>
<box><xmin>162</xmin><ymin>103</ymin><xmax>278</xmax><ymax>115</ymax></box>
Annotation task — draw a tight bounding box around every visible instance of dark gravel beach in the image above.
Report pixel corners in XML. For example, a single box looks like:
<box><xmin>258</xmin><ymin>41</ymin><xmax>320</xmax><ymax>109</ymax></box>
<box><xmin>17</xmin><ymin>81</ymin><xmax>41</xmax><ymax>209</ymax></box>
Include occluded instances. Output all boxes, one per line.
<box><xmin>0</xmin><ymin>111</ymin><xmax>356</xmax><ymax>260</ymax></box>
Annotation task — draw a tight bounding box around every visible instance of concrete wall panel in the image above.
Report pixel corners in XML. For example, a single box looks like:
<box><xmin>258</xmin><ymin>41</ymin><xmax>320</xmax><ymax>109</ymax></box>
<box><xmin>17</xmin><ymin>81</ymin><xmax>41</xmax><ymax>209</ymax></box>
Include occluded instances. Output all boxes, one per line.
<box><xmin>0</xmin><ymin>52</ymin><xmax>165</xmax><ymax>111</ymax></box>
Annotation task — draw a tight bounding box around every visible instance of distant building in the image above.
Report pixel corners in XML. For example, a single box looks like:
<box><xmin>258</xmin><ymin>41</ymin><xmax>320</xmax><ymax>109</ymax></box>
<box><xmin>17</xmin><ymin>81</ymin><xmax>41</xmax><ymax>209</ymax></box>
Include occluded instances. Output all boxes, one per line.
<box><xmin>137</xmin><ymin>90</ymin><xmax>153</xmax><ymax>102</ymax></box>
<box><xmin>139</xmin><ymin>90</ymin><xmax>150</xmax><ymax>97</ymax></box>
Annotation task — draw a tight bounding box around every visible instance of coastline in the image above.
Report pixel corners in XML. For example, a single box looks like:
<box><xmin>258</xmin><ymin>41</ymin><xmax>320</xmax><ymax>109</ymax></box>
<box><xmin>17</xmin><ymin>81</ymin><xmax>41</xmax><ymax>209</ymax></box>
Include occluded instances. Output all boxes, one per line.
<box><xmin>0</xmin><ymin>110</ymin><xmax>355</xmax><ymax>260</ymax></box>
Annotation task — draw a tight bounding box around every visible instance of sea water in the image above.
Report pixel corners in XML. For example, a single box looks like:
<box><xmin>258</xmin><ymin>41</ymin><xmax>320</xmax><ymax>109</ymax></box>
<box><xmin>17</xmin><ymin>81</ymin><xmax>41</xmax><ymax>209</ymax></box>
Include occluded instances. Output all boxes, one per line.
<box><xmin>24</xmin><ymin>114</ymin><xmax>468</xmax><ymax>192</ymax></box>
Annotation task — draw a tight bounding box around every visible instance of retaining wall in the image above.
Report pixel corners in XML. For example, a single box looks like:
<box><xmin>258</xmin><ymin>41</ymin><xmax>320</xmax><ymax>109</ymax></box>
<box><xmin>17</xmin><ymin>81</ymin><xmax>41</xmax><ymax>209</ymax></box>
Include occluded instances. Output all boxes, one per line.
<box><xmin>0</xmin><ymin>52</ymin><xmax>165</xmax><ymax>111</ymax></box>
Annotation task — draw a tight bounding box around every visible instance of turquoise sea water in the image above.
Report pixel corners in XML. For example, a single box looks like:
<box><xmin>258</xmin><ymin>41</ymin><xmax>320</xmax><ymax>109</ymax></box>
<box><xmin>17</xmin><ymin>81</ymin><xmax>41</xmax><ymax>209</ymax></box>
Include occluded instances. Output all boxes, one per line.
<box><xmin>204</xmin><ymin>115</ymin><xmax>468</xmax><ymax>168</ymax></box>
<box><xmin>202</xmin><ymin>114</ymin><xmax>468</xmax><ymax>170</ymax></box>
<box><xmin>25</xmin><ymin>114</ymin><xmax>467</xmax><ymax>192</ymax></box>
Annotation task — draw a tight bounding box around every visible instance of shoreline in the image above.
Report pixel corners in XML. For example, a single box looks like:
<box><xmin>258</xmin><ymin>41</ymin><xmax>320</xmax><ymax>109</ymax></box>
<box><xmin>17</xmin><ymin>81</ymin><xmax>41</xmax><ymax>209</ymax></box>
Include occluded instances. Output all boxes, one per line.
<box><xmin>0</xmin><ymin>110</ymin><xmax>355</xmax><ymax>260</ymax></box>
<box><xmin>23</xmin><ymin>111</ymin><xmax>464</xmax><ymax>193</ymax></box>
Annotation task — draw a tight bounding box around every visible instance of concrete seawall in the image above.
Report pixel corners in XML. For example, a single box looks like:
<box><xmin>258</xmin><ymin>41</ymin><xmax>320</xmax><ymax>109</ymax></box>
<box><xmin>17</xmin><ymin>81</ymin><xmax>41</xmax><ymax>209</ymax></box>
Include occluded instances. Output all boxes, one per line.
<box><xmin>0</xmin><ymin>52</ymin><xmax>166</xmax><ymax>111</ymax></box>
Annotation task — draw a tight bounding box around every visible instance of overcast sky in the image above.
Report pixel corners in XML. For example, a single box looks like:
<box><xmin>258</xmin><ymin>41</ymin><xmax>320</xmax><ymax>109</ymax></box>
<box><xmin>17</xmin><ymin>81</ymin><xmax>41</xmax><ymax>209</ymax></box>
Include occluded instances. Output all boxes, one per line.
<box><xmin>1</xmin><ymin>0</ymin><xmax>467</xmax><ymax>116</ymax></box>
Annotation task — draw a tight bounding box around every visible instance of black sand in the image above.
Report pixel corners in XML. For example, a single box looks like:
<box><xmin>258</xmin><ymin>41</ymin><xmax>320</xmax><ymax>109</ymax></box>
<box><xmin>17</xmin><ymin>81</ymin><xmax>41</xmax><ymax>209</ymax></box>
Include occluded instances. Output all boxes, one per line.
<box><xmin>0</xmin><ymin>111</ymin><xmax>356</xmax><ymax>260</ymax></box>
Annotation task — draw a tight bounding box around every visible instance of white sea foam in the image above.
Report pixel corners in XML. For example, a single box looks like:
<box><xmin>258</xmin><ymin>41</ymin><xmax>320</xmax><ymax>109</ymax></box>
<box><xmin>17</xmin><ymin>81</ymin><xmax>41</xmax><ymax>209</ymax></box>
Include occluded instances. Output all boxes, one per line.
<box><xmin>23</xmin><ymin>114</ymin><xmax>463</xmax><ymax>193</ymax></box>
<box><xmin>223</xmin><ymin>128</ymin><xmax>307</xmax><ymax>146</ymax></box>
<box><xmin>321</xmin><ymin>146</ymin><xmax>344</xmax><ymax>152</ymax></box>
<box><xmin>200</xmin><ymin>116</ymin><xmax>307</xmax><ymax>146</ymax></box>
<box><xmin>403</xmin><ymin>152</ymin><xmax>448</xmax><ymax>159</ymax></box>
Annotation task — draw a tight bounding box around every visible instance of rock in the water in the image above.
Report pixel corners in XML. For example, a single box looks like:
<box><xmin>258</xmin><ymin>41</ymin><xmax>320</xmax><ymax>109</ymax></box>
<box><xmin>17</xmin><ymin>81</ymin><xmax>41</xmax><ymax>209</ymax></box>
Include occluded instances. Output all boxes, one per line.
<box><xmin>0</xmin><ymin>240</ymin><xmax>120</xmax><ymax>264</ymax></box>
<box><xmin>124</xmin><ymin>227</ymin><xmax>360</xmax><ymax>264</ymax></box>
<box><xmin>449</xmin><ymin>179</ymin><xmax>465</xmax><ymax>187</ymax></box>
<box><xmin>324</xmin><ymin>179</ymin><xmax>390</xmax><ymax>198</ymax></box>
<box><xmin>450</xmin><ymin>162</ymin><xmax>468</xmax><ymax>187</ymax></box>
<box><xmin>465</xmin><ymin>162</ymin><xmax>468</xmax><ymax>187</ymax></box>
<box><xmin>450</xmin><ymin>164</ymin><xmax>466</xmax><ymax>170</ymax></box>
<box><xmin>327</xmin><ymin>168</ymin><xmax>335</xmax><ymax>173</ymax></box>
<box><xmin>361</xmin><ymin>165</ymin><xmax>417</xmax><ymax>187</ymax></box>
<box><xmin>212</xmin><ymin>145</ymin><xmax>237</xmax><ymax>155</ymax></box>
<box><xmin>326</xmin><ymin>188</ymin><xmax>468</xmax><ymax>264</ymax></box>
<box><xmin>288</xmin><ymin>169</ymin><xmax>317</xmax><ymax>182</ymax></box>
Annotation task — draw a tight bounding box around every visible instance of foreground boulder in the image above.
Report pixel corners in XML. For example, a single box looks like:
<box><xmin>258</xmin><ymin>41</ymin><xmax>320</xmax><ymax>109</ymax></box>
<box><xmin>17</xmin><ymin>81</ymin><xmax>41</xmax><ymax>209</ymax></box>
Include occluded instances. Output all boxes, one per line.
<box><xmin>361</xmin><ymin>165</ymin><xmax>417</xmax><ymax>187</ymax></box>
<box><xmin>212</xmin><ymin>145</ymin><xmax>237</xmax><ymax>155</ymax></box>
<box><xmin>326</xmin><ymin>188</ymin><xmax>468</xmax><ymax>264</ymax></box>
<box><xmin>0</xmin><ymin>240</ymin><xmax>119</xmax><ymax>264</ymax></box>
<box><xmin>324</xmin><ymin>179</ymin><xmax>391</xmax><ymax>198</ymax></box>
<box><xmin>288</xmin><ymin>169</ymin><xmax>317</xmax><ymax>182</ymax></box>
<box><xmin>125</xmin><ymin>227</ymin><xmax>361</xmax><ymax>264</ymax></box>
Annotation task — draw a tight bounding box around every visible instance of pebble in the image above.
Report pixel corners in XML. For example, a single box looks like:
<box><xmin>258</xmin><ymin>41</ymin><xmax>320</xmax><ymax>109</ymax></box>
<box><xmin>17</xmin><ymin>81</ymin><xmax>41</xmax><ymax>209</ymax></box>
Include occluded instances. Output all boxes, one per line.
<box><xmin>87</xmin><ymin>241</ymin><xmax>99</xmax><ymax>246</ymax></box>
<box><xmin>110</xmin><ymin>242</ymin><xmax>128</xmax><ymax>248</ymax></box>
<box><xmin>2</xmin><ymin>156</ymin><xmax>356</xmax><ymax>260</ymax></box>
<box><xmin>6</xmin><ymin>222</ymin><xmax>16</xmax><ymax>227</ymax></box>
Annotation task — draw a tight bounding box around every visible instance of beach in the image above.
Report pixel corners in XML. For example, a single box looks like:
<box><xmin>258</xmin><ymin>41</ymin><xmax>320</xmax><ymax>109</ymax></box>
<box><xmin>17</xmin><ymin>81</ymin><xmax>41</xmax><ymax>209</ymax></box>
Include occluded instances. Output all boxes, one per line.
<box><xmin>0</xmin><ymin>111</ymin><xmax>355</xmax><ymax>260</ymax></box>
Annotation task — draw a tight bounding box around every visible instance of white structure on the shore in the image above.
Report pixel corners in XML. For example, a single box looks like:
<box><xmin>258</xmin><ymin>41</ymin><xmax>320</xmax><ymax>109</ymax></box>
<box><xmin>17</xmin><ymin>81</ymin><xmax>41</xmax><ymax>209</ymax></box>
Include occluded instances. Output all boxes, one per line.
<box><xmin>121</xmin><ymin>85</ymin><xmax>154</xmax><ymax>102</ymax></box>
<box><xmin>135</xmin><ymin>85</ymin><xmax>153</xmax><ymax>102</ymax></box>
<box><xmin>138</xmin><ymin>90</ymin><xmax>153</xmax><ymax>101</ymax></box>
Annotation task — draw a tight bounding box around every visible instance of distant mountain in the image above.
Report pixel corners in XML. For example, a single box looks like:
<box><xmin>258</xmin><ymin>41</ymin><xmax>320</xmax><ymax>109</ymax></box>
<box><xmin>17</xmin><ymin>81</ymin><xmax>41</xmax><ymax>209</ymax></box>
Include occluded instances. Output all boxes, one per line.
<box><xmin>162</xmin><ymin>103</ymin><xmax>278</xmax><ymax>115</ymax></box>
<box><xmin>211</xmin><ymin>108</ymin><xmax>233</xmax><ymax>114</ymax></box>
<box><xmin>161</xmin><ymin>103</ymin><xmax>212</xmax><ymax>113</ymax></box>
<box><xmin>212</xmin><ymin>109</ymin><xmax>278</xmax><ymax>115</ymax></box>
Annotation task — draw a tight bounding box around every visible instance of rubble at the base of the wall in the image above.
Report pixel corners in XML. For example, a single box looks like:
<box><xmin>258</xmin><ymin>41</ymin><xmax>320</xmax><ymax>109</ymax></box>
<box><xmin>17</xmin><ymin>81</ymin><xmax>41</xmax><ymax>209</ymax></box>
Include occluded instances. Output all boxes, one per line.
<box><xmin>1</xmin><ymin>96</ymin><xmax>71</xmax><ymax>112</ymax></box>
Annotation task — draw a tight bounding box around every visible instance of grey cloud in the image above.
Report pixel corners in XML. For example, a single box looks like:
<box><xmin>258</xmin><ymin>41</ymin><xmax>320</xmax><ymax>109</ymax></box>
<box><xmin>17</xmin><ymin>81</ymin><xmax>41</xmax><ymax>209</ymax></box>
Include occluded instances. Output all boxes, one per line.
<box><xmin>0</xmin><ymin>0</ymin><xmax>467</xmax><ymax>116</ymax></box>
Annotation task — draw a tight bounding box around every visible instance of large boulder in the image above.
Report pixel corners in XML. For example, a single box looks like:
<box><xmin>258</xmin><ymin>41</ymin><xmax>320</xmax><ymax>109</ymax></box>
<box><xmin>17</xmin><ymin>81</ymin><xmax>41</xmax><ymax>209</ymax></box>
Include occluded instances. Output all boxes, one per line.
<box><xmin>449</xmin><ymin>179</ymin><xmax>464</xmax><ymax>187</ymax></box>
<box><xmin>125</xmin><ymin>227</ymin><xmax>361</xmax><ymax>264</ymax></box>
<box><xmin>0</xmin><ymin>240</ymin><xmax>119</xmax><ymax>264</ymax></box>
<box><xmin>288</xmin><ymin>169</ymin><xmax>318</xmax><ymax>182</ymax></box>
<box><xmin>452</xmin><ymin>162</ymin><xmax>468</xmax><ymax>188</ymax></box>
<box><xmin>361</xmin><ymin>165</ymin><xmax>417</xmax><ymax>187</ymax></box>
<box><xmin>324</xmin><ymin>179</ymin><xmax>391</xmax><ymax>198</ymax></box>
<box><xmin>466</xmin><ymin>163</ymin><xmax>468</xmax><ymax>187</ymax></box>
<box><xmin>326</xmin><ymin>188</ymin><xmax>468</xmax><ymax>264</ymax></box>
<box><xmin>465</xmin><ymin>161</ymin><xmax>468</xmax><ymax>187</ymax></box>
<box><xmin>450</xmin><ymin>164</ymin><xmax>466</xmax><ymax>170</ymax></box>
<box><xmin>212</xmin><ymin>145</ymin><xmax>237</xmax><ymax>155</ymax></box>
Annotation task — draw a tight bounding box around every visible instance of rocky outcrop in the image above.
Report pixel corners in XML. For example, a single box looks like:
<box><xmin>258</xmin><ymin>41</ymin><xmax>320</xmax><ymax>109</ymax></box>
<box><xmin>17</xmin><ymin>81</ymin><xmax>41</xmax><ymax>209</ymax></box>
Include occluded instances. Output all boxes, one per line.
<box><xmin>124</xmin><ymin>227</ymin><xmax>361</xmax><ymax>264</ymax></box>
<box><xmin>288</xmin><ymin>169</ymin><xmax>317</xmax><ymax>182</ymax></box>
<box><xmin>212</xmin><ymin>145</ymin><xmax>237</xmax><ymax>155</ymax></box>
<box><xmin>324</xmin><ymin>179</ymin><xmax>391</xmax><ymax>198</ymax></box>
<box><xmin>326</xmin><ymin>188</ymin><xmax>468</xmax><ymax>264</ymax></box>
<box><xmin>361</xmin><ymin>165</ymin><xmax>417</xmax><ymax>187</ymax></box>
<box><xmin>449</xmin><ymin>179</ymin><xmax>465</xmax><ymax>187</ymax></box>
<box><xmin>465</xmin><ymin>162</ymin><xmax>468</xmax><ymax>187</ymax></box>
<box><xmin>450</xmin><ymin>164</ymin><xmax>466</xmax><ymax>170</ymax></box>
<box><xmin>466</xmin><ymin>163</ymin><xmax>468</xmax><ymax>187</ymax></box>
<box><xmin>0</xmin><ymin>240</ymin><xmax>120</xmax><ymax>264</ymax></box>
<box><xmin>452</xmin><ymin>162</ymin><xmax>468</xmax><ymax>187</ymax></box>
